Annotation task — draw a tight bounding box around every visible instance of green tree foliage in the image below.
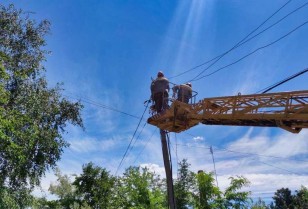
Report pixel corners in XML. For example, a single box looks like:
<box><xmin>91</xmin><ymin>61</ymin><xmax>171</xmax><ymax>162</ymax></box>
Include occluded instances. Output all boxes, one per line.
<box><xmin>175</xmin><ymin>159</ymin><xmax>251</xmax><ymax>209</ymax></box>
<box><xmin>194</xmin><ymin>171</ymin><xmax>221</xmax><ymax>209</ymax></box>
<box><xmin>116</xmin><ymin>166</ymin><xmax>166</xmax><ymax>209</ymax></box>
<box><xmin>28</xmin><ymin>161</ymin><xmax>308</xmax><ymax>209</ymax></box>
<box><xmin>270</xmin><ymin>186</ymin><xmax>308</xmax><ymax>209</ymax></box>
<box><xmin>223</xmin><ymin>176</ymin><xmax>251</xmax><ymax>209</ymax></box>
<box><xmin>0</xmin><ymin>185</ymin><xmax>33</xmax><ymax>209</ymax></box>
<box><xmin>48</xmin><ymin>168</ymin><xmax>81</xmax><ymax>209</ymax></box>
<box><xmin>251</xmin><ymin>198</ymin><xmax>268</xmax><ymax>209</ymax></box>
<box><xmin>0</xmin><ymin>3</ymin><xmax>83</xmax><ymax>196</ymax></box>
<box><xmin>32</xmin><ymin>197</ymin><xmax>61</xmax><ymax>209</ymax></box>
<box><xmin>174</xmin><ymin>159</ymin><xmax>196</xmax><ymax>209</ymax></box>
<box><xmin>73</xmin><ymin>162</ymin><xmax>115</xmax><ymax>209</ymax></box>
<box><xmin>270</xmin><ymin>188</ymin><xmax>294</xmax><ymax>209</ymax></box>
<box><xmin>293</xmin><ymin>186</ymin><xmax>308</xmax><ymax>209</ymax></box>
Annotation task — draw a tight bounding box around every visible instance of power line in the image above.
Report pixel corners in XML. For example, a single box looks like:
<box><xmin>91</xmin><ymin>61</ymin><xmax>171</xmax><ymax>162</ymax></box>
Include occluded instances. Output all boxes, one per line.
<box><xmin>257</xmin><ymin>159</ymin><xmax>301</xmax><ymax>175</ymax></box>
<box><xmin>191</xmin><ymin>20</ymin><xmax>308</xmax><ymax>81</ymax></box>
<box><xmin>189</xmin><ymin>0</ymin><xmax>296</xmax><ymax>81</ymax></box>
<box><xmin>214</xmin><ymin>147</ymin><xmax>308</xmax><ymax>163</ymax></box>
<box><xmin>176</xmin><ymin>141</ymin><xmax>304</xmax><ymax>179</ymax></box>
<box><xmin>168</xmin><ymin>135</ymin><xmax>180</xmax><ymax>174</ymax></box>
<box><xmin>184</xmin><ymin>132</ymin><xmax>198</xmax><ymax>138</ymax></box>
<box><xmin>127</xmin><ymin>121</ymin><xmax>147</xmax><ymax>157</ymax></box>
<box><xmin>176</xmin><ymin>143</ymin><xmax>308</xmax><ymax>163</ymax></box>
<box><xmin>115</xmin><ymin>101</ymin><xmax>150</xmax><ymax>175</ymax></box>
<box><xmin>215</xmin><ymin>149</ymin><xmax>303</xmax><ymax>175</ymax></box>
<box><xmin>174</xmin><ymin>133</ymin><xmax>179</xmax><ymax>178</ymax></box>
<box><xmin>176</xmin><ymin>143</ymin><xmax>211</xmax><ymax>149</ymax></box>
<box><xmin>176</xmin><ymin>138</ymin><xmax>306</xmax><ymax>176</ymax></box>
<box><xmin>182</xmin><ymin>134</ymin><xmax>308</xmax><ymax>163</ymax></box>
<box><xmin>190</xmin><ymin>1</ymin><xmax>308</xmax><ymax>81</ymax></box>
<box><xmin>255</xmin><ymin>68</ymin><xmax>308</xmax><ymax>94</ymax></box>
<box><xmin>65</xmin><ymin>94</ymin><xmax>141</xmax><ymax>120</ymax></box>
<box><xmin>169</xmin><ymin>0</ymin><xmax>293</xmax><ymax>80</ymax></box>
<box><xmin>133</xmin><ymin>128</ymin><xmax>157</xmax><ymax>164</ymax></box>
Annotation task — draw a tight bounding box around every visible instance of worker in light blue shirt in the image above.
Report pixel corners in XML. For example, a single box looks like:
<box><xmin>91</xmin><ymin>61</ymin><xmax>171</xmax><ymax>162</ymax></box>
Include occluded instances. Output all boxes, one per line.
<box><xmin>172</xmin><ymin>83</ymin><xmax>192</xmax><ymax>104</ymax></box>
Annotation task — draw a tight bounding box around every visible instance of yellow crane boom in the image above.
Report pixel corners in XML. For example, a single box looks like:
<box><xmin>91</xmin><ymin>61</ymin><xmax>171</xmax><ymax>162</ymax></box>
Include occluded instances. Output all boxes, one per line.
<box><xmin>148</xmin><ymin>90</ymin><xmax>308</xmax><ymax>133</ymax></box>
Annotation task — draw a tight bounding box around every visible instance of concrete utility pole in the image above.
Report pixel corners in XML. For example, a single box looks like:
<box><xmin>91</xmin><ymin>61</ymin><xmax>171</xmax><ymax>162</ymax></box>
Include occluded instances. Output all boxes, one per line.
<box><xmin>210</xmin><ymin>146</ymin><xmax>219</xmax><ymax>187</ymax></box>
<box><xmin>160</xmin><ymin>129</ymin><xmax>176</xmax><ymax>209</ymax></box>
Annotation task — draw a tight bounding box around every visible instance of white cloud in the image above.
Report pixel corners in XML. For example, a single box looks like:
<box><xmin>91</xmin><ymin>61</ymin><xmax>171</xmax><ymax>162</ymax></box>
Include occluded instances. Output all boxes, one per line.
<box><xmin>226</xmin><ymin>129</ymin><xmax>308</xmax><ymax>158</ymax></box>
<box><xmin>69</xmin><ymin>137</ymin><xmax>117</xmax><ymax>153</ymax></box>
<box><xmin>215</xmin><ymin>173</ymin><xmax>308</xmax><ymax>200</ymax></box>
<box><xmin>193</xmin><ymin>136</ymin><xmax>204</xmax><ymax>142</ymax></box>
<box><xmin>140</xmin><ymin>163</ymin><xmax>166</xmax><ymax>178</ymax></box>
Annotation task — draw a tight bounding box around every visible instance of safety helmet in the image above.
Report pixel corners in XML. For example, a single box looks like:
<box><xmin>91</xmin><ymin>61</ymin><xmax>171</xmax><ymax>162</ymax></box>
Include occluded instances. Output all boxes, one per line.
<box><xmin>157</xmin><ymin>71</ymin><xmax>164</xmax><ymax>77</ymax></box>
<box><xmin>186</xmin><ymin>82</ymin><xmax>192</xmax><ymax>87</ymax></box>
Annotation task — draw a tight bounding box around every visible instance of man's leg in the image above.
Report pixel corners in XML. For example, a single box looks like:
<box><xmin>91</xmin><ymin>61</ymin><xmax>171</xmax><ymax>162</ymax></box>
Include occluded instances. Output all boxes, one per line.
<box><xmin>163</xmin><ymin>93</ymin><xmax>169</xmax><ymax>110</ymax></box>
<box><xmin>154</xmin><ymin>92</ymin><xmax>163</xmax><ymax>113</ymax></box>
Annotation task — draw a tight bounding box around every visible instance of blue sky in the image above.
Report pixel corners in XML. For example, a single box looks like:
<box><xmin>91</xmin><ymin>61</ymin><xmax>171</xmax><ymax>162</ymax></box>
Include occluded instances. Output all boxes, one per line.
<box><xmin>3</xmin><ymin>0</ymin><xmax>308</xmax><ymax>202</ymax></box>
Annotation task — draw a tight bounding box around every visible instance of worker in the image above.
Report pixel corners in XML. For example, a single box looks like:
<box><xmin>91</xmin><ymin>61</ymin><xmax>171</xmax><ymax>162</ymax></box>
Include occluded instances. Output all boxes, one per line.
<box><xmin>150</xmin><ymin>71</ymin><xmax>170</xmax><ymax>113</ymax></box>
<box><xmin>172</xmin><ymin>83</ymin><xmax>192</xmax><ymax>103</ymax></box>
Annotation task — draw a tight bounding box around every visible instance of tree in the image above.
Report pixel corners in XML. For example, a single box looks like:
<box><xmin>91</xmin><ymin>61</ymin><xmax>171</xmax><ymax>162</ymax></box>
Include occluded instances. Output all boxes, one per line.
<box><xmin>270</xmin><ymin>186</ymin><xmax>308</xmax><ymax>209</ymax></box>
<box><xmin>174</xmin><ymin>159</ymin><xmax>196</xmax><ymax>209</ymax></box>
<box><xmin>117</xmin><ymin>166</ymin><xmax>166</xmax><ymax>209</ymax></box>
<box><xmin>48</xmin><ymin>168</ymin><xmax>81</xmax><ymax>209</ymax></box>
<box><xmin>32</xmin><ymin>197</ymin><xmax>61</xmax><ymax>209</ymax></box>
<box><xmin>73</xmin><ymin>162</ymin><xmax>115</xmax><ymax>209</ymax></box>
<box><xmin>270</xmin><ymin>188</ymin><xmax>294</xmax><ymax>209</ymax></box>
<box><xmin>293</xmin><ymin>186</ymin><xmax>308</xmax><ymax>209</ymax></box>
<box><xmin>0</xmin><ymin>185</ymin><xmax>33</xmax><ymax>209</ymax></box>
<box><xmin>194</xmin><ymin>171</ymin><xmax>221</xmax><ymax>209</ymax></box>
<box><xmin>223</xmin><ymin>176</ymin><xmax>251</xmax><ymax>209</ymax></box>
<box><xmin>0</xmin><ymin>3</ymin><xmax>83</xmax><ymax>206</ymax></box>
<box><xmin>191</xmin><ymin>170</ymin><xmax>251</xmax><ymax>209</ymax></box>
<box><xmin>251</xmin><ymin>198</ymin><xmax>268</xmax><ymax>209</ymax></box>
<box><xmin>0</xmin><ymin>4</ymin><xmax>83</xmax><ymax>186</ymax></box>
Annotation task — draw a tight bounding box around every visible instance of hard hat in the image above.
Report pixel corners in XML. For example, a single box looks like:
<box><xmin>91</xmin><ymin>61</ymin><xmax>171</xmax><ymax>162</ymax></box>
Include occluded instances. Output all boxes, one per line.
<box><xmin>157</xmin><ymin>71</ymin><xmax>164</xmax><ymax>77</ymax></box>
<box><xmin>186</xmin><ymin>83</ymin><xmax>192</xmax><ymax>87</ymax></box>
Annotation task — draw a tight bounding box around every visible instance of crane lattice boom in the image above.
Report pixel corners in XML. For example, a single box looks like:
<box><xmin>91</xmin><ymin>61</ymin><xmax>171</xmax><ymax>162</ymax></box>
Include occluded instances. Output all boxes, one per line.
<box><xmin>147</xmin><ymin>90</ymin><xmax>308</xmax><ymax>133</ymax></box>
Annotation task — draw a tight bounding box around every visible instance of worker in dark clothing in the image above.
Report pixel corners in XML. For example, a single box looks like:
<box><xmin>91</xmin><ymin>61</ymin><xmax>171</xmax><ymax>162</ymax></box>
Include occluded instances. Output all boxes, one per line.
<box><xmin>151</xmin><ymin>71</ymin><xmax>170</xmax><ymax>113</ymax></box>
<box><xmin>172</xmin><ymin>83</ymin><xmax>192</xmax><ymax>104</ymax></box>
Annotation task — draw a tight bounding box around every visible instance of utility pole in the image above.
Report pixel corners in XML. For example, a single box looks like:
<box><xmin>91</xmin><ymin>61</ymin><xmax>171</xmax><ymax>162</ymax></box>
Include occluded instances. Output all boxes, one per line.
<box><xmin>160</xmin><ymin>129</ymin><xmax>176</xmax><ymax>209</ymax></box>
<box><xmin>210</xmin><ymin>146</ymin><xmax>219</xmax><ymax>187</ymax></box>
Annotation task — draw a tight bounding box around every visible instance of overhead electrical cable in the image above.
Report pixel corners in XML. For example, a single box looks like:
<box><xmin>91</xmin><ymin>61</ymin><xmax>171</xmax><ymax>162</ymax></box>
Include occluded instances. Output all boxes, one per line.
<box><xmin>257</xmin><ymin>159</ymin><xmax>301</xmax><ymax>175</ymax></box>
<box><xmin>255</xmin><ymin>68</ymin><xmax>308</xmax><ymax>94</ymax></box>
<box><xmin>65</xmin><ymin>94</ymin><xmax>141</xmax><ymax>120</ymax></box>
<box><xmin>191</xmin><ymin>21</ymin><xmax>308</xmax><ymax>81</ymax></box>
<box><xmin>216</xmin><ymin>148</ymin><xmax>308</xmax><ymax>164</ymax></box>
<box><xmin>177</xmin><ymin>143</ymin><xmax>308</xmax><ymax>162</ymax></box>
<box><xmin>178</xmin><ymin>144</ymin><xmax>304</xmax><ymax>175</ymax></box>
<box><xmin>214</xmin><ymin>149</ymin><xmax>302</xmax><ymax>175</ymax></box>
<box><xmin>182</xmin><ymin>133</ymin><xmax>308</xmax><ymax>162</ymax></box>
<box><xmin>166</xmin><ymin>132</ymin><xmax>176</xmax><ymax>199</ymax></box>
<box><xmin>213</xmin><ymin>147</ymin><xmax>308</xmax><ymax>162</ymax></box>
<box><xmin>190</xmin><ymin>1</ymin><xmax>308</xmax><ymax>81</ymax></box>
<box><xmin>133</xmin><ymin>128</ymin><xmax>157</xmax><ymax>164</ymax></box>
<box><xmin>174</xmin><ymin>133</ymin><xmax>179</xmax><ymax>178</ymax></box>
<box><xmin>168</xmin><ymin>137</ymin><xmax>180</xmax><ymax>176</ymax></box>
<box><xmin>176</xmin><ymin>143</ymin><xmax>211</xmax><ymax>149</ymax></box>
<box><xmin>189</xmin><ymin>0</ymin><xmax>297</xmax><ymax>81</ymax></box>
<box><xmin>184</xmin><ymin>132</ymin><xmax>198</xmax><ymax>138</ymax></box>
<box><xmin>169</xmin><ymin>0</ymin><xmax>293</xmax><ymax>80</ymax></box>
<box><xmin>127</xmin><ymin>121</ymin><xmax>147</xmax><ymax>156</ymax></box>
<box><xmin>115</xmin><ymin>100</ymin><xmax>150</xmax><ymax>175</ymax></box>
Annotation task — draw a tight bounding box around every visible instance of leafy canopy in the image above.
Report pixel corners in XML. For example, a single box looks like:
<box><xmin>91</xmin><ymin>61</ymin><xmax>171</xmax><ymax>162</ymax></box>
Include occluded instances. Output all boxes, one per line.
<box><xmin>0</xmin><ymin>4</ymin><xmax>83</xmax><ymax>194</ymax></box>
